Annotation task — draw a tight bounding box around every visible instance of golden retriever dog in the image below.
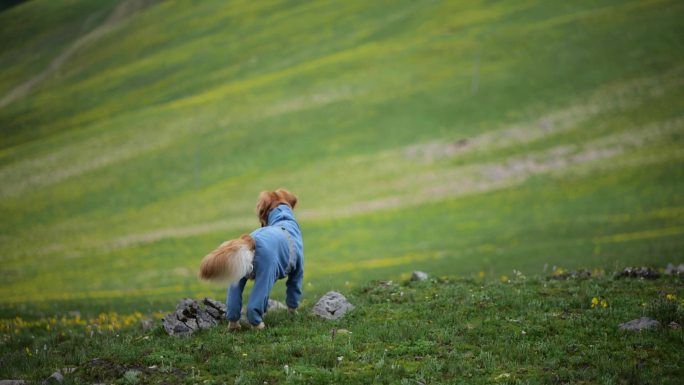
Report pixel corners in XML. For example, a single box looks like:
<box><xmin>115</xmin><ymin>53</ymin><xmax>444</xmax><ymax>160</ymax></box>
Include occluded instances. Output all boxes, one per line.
<box><xmin>199</xmin><ymin>189</ymin><xmax>303</xmax><ymax>330</ymax></box>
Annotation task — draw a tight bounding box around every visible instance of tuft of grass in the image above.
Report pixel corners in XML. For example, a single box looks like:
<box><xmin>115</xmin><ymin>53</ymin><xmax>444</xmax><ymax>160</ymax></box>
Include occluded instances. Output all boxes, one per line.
<box><xmin>648</xmin><ymin>293</ymin><xmax>683</xmax><ymax>325</ymax></box>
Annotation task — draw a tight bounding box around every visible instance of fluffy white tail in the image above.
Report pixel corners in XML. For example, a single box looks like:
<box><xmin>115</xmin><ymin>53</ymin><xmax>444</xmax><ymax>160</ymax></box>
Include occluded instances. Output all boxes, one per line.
<box><xmin>199</xmin><ymin>236</ymin><xmax>254</xmax><ymax>283</ymax></box>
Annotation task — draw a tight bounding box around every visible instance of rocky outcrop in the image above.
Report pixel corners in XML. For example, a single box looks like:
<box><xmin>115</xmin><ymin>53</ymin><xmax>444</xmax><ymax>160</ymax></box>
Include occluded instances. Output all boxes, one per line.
<box><xmin>616</xmin><ymin>267</ymin><xmax>660</xmax><ymax>280</ymax></box>
<box><xmin>162</xmin><ymin>298</ymin><xmax>226</xmax><ymax>336</ymax></box>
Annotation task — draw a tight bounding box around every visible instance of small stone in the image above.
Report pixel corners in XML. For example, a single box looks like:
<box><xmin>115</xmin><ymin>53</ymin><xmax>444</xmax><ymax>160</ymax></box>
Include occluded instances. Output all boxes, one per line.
<box><xmin>669</xmin><ymin>321</ymin><xmax>680</xmax><ymax>330</ymax></box>
<box><xmin>268</xmin><ymin>299</ymin><xmax>288</xmax><ymax>312</ymax></box>
<box><xmin>44</xmin><ymin>371</ymin><xmax>64</xmax><ymax>384</ymax></box>
<box><xmin>312</xmin><ymin>291</ymin><xmax>355</xmax><ymax>320</ymax></box>
<box><xmin>664</xmin><ymin>263</ymin><xmax>684</xmax><ymax>275</ymax></box>
<box><xmin>619</xmin><ymin>317</ymin><xmax>661</xmax><ymax>331</ymax></box>
<box><xmin>140</xmin><ymin>319</ymin><xmax>154</xmax><ymax>331</ymax></box>
<box><xmin>411</xmin><ymin>271</ymin><xmax>429</xmax><ymax>281</ymax></box>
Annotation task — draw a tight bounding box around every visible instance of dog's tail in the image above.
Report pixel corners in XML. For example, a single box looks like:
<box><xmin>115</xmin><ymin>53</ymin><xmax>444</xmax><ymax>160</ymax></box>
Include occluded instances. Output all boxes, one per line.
<box><xmin>199</xmin><ymin>234</ymin><xmax>255</xmax><ymax>283</ymax></box>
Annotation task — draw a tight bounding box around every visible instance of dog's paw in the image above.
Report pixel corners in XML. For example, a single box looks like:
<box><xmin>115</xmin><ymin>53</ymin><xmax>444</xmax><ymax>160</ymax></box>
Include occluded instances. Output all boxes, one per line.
<box><xmin>251</xmin><ymin>322</ymin><xmax>266</xmax><ymax>330</ymax></box>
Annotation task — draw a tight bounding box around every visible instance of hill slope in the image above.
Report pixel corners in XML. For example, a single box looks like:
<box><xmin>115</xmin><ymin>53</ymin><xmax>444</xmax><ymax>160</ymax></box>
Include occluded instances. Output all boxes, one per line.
<box><xmin>0</xmin><ymin>0</ymin><xmax>683</xmax><ymax>312</ymax></box>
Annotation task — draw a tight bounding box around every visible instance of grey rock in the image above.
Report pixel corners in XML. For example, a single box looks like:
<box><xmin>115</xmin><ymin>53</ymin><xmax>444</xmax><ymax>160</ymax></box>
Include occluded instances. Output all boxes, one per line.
<box><xmin>171</xmin><ymin>321</ymin><xmax>193</xmax><ymax>336</ymax></box>
<box><xmin>44</xmin><ymin>371</ymin><xmax>64</xmax><ymax>384</ymax></box>
<box><xmin>268</xmin><ymin>299</ymin><xmax>288</xmax><ymax>312</ymax></box>
<box><xmin>140</xmin><ymin>319</ymin><xmax>154</xmax><ymax>331</ymax></box>
<box><xmin>0</xmin><ymin>380</ymin><xmax>27</xmax><ymax>385</ymax></box>
<box><xmin>665</xmin><ymin>263</ymin><xmax>684</xmax><ymax>275</ymax></box>
<box><xmin>205</xmin><ymin>306</ymin><xmax>221</xmax><ymax>319</ymax></box>
<box><xmin>195</xmin><ymin>309</ymin><xmax>218</xmax><ymax>329</ymax></box>
<box><xmin>183</xmin><ymin>317</ymin><xmax>198</xmax><ymax>332</ymax></box>
<box><xmin>312</xmin><ymin>291</ymin><xmax>355</xmax><ymax>320</ymax></box>
<box><xmin>616</xmin><ymin>267</ymin><xmax>660</xmax><ymax>280</ymax></box>
<box><xmin>411</xmin><ymin>271</ymin><xmax>429</xmax><ymax>281</ymax></box>
<box><xmin>619</xmin><ymin>317</ymin><xmax>661</xmax><ymax>331</ymax></box>
<box><xmin>203</xmin><ymin>297</ymin><xmax>227</xmax><ymax>314</ymax></box>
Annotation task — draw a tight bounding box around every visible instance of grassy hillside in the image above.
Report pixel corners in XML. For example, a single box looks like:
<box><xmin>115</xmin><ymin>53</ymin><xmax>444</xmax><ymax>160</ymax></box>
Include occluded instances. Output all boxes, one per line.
<box><xmin>0</xmin><ymin>0</ymin><xmax>683</xmax><ymax>352</ymax></box>
<box><xmin>1</xmin><ymin>0</ymin><xmax>684</xmax><ymax>382</ymax></box>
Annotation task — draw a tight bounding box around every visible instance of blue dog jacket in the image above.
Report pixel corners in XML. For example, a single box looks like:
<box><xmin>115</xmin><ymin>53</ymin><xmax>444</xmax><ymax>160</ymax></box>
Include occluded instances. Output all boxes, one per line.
<box><xmin>226</xmin><ymin>204</ymin><xmax>304</xmax><ymax>325</ymax></box>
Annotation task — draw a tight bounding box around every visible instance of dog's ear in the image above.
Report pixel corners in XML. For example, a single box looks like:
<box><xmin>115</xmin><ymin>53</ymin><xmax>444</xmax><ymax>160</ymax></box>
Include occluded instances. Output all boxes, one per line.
<box><xmin>275</xmin><ymin>188</ymin><xmax>297</xmax><ymax>209</ymax></box>
<box><xmin>256</xmin><ymin>191</ymin><xmax>277</xmax><ymax>227</ymax></box>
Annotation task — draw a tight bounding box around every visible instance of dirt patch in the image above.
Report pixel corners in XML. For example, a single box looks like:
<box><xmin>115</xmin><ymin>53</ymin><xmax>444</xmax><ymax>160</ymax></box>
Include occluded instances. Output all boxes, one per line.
<box><xmin>309</xmin><ymin>115</ymin><xmax>683</xmax><ymax>220</ymax></box>
<box><xmin>404</xmin><ymin>69</ymin><xmax>684</xmax><ymax>162</ymax></box>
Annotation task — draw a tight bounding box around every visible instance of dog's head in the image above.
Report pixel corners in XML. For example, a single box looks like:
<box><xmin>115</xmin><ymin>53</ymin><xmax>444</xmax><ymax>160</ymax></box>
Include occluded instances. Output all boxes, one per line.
<box><xmin>256</xmin><ymin>188</ymin><xmax>298</xmax><ymax>227</ymax></box>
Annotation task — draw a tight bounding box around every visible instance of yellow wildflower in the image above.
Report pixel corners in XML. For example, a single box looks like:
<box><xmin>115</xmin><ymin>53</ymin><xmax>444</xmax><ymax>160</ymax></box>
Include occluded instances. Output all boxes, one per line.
<box><xmin>600</xmin><ymin>299</ymin><xmax>608</xmax><ymax>308</ymax></box>
<box><xmin>500</xmin><ymin>275</ymin><xmax>509</xmax><ymax>283</ymax></box>
<box><xmin>591</xmin><ymin>297</ymin><xmax>599</xmax><ymax>308</ymax></box>
<box><xmin>665</xmin><ymin>293</ymin><xmax>677</xmax><ymax>302</ymax></box>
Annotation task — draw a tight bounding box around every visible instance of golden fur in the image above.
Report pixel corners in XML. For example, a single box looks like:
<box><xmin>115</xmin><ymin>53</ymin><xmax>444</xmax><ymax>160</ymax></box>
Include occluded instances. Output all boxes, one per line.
<box><xmin>256</xmin><ymin>188</ymin><xmax>298</xmax><ymax>227</ymax></box>
<box><xmin>199</xmin><ymin>234</ymin><xmax>255</xmax><ymax>283</ymax></box>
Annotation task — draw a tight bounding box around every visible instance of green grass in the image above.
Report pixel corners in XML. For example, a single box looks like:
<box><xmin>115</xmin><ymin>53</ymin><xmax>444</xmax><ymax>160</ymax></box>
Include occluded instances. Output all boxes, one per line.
<box><xmin>1</xmin><ymin>273</ymin><xmax>683</xmax><ymax>384</ymax></box>
<box><xmin>1</xmin><ymin>0</ymin><xmax>684</xmax><ymax>382</ymax></box>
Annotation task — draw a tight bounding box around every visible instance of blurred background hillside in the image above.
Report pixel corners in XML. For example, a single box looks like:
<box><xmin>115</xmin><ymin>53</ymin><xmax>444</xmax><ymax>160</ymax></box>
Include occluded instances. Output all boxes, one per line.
<box><xmin>1</xmin><ymin>0</ymin><xmax>683</xmax><ymax>315</ymax></box>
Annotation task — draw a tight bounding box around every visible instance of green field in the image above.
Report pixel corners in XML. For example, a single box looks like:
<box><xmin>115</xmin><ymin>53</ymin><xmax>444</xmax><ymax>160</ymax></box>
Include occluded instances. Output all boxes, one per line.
<box><xmin>1</xmin><ymin>0</ymin><xmax>683</xmax><ymax>382</ymax></box>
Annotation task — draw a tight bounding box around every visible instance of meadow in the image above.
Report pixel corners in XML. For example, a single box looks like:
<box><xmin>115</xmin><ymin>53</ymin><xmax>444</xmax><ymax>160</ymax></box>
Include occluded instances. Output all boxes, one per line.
<box><xmin>1</xmin><ymin>0</ymin><xmax>683</xmax><ymax>382</ymax></box>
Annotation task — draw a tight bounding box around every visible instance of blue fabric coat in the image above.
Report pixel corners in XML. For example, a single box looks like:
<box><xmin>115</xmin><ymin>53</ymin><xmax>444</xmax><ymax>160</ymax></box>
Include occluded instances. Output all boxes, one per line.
<box><xmin>226</xmin><ymin>204</ymin><xmax>304</xmax><ymax>325</ymax></box>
